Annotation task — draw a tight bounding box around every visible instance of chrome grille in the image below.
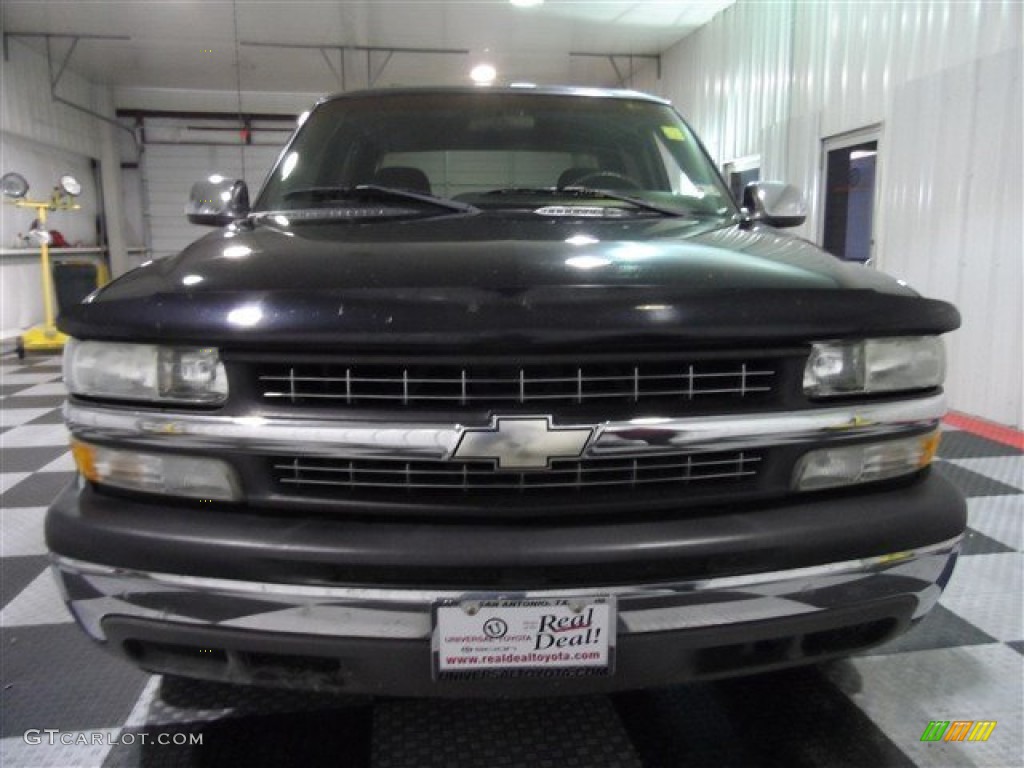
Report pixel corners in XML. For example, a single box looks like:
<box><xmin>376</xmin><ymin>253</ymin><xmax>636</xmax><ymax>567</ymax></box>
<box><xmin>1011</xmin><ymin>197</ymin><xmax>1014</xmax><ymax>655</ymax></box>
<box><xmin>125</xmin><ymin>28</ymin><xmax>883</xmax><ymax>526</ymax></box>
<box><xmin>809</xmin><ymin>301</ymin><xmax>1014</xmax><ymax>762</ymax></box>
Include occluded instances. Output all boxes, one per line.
<box><xmin>256</xmin><ymin>359</ymin><xmax>777</xmax><ymax>407</ymax></box>
<box><xmin>271</xmin><ymin>451</ymin><xmax>761</xmax><ymax>495</ymax></box>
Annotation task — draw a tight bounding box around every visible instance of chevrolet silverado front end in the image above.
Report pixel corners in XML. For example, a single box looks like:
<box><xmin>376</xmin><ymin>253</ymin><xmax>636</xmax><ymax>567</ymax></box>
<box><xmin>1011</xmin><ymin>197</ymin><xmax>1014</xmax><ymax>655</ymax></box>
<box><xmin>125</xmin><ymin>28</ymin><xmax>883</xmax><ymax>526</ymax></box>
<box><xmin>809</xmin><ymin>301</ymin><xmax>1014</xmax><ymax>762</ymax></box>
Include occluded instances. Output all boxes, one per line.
<box><xmin>47</xmin><ymin>87</ymin><xmax>964</xmax><ymax>696</ymax></box>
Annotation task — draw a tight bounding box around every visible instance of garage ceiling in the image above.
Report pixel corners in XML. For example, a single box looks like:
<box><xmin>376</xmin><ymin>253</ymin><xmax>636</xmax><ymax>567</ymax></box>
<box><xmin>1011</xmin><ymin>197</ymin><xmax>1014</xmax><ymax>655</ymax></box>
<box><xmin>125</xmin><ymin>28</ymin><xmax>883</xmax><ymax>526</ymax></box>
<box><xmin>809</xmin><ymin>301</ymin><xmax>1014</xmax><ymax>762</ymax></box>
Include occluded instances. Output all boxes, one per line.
<box><xmin>2</xmin><ymin>1</ymin><xmax>734</xmax><ymax>94</ymax></box>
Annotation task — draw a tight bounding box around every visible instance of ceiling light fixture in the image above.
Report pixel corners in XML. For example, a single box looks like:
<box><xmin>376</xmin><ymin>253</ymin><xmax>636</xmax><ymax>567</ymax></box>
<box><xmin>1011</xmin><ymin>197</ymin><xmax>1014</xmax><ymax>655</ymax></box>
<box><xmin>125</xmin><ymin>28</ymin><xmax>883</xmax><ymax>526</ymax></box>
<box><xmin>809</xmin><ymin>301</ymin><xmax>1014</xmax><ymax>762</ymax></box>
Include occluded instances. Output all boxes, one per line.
<box><xmin>510</xmin><ymin>0</ymin><xmax>544</xmax><ymax>7</ymax></box>
<box><xmin>470</xmin><ymin>64</ymin><xmax>497</xmax><ymax>85</ymax></box>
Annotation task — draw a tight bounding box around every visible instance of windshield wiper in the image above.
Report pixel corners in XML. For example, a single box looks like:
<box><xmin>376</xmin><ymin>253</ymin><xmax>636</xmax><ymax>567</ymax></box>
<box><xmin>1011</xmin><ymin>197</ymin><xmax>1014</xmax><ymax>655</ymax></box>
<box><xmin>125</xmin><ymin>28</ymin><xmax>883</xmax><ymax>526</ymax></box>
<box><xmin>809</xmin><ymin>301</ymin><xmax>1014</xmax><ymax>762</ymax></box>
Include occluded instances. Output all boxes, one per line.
<box><xmin>280</xmin><ymin>184</ymin><xmax>479</xmax><ymax>214</ymax></box>
<box><xmin>482</xmin><ymin>187</ymin><xmax>691</xmax><ymax>218</ymax></box>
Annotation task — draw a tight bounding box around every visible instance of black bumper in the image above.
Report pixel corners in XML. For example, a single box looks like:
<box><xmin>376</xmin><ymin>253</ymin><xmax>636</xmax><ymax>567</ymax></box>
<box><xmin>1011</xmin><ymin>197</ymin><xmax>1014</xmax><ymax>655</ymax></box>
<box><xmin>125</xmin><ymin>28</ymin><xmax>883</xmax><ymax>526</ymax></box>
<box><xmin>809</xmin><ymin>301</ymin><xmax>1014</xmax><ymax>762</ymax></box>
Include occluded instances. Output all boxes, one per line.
<box><xmin>46</xmin><ymin>472</ymin><xmax>965</xmax><ymax>588</ymax></box>
<box><xmin>47</xmin><ymin>473</ymin><xmax>965</xmax><ymax>696</ymax></box>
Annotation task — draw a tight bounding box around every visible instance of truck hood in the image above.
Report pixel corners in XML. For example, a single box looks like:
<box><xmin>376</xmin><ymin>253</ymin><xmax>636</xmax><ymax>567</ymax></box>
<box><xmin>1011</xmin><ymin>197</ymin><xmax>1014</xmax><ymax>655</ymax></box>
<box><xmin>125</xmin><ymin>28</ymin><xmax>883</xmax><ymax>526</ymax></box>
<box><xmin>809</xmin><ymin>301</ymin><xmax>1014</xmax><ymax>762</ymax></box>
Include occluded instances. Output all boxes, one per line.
<box><xmin>61</xmin><ymin>214</ymin><xmax>960</xmax><ymax>350</ymax></box>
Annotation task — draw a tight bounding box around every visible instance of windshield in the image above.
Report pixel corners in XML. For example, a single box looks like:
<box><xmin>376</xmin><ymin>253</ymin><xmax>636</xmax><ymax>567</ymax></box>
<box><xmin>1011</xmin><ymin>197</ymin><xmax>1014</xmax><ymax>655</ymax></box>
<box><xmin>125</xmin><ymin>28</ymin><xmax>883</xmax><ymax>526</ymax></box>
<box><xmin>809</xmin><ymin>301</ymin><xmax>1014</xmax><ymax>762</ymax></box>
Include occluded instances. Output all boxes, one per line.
<box><xmin>256</xmin><ymin>90</ymin><xmax>736</xmax><ymax>218</ymax></box>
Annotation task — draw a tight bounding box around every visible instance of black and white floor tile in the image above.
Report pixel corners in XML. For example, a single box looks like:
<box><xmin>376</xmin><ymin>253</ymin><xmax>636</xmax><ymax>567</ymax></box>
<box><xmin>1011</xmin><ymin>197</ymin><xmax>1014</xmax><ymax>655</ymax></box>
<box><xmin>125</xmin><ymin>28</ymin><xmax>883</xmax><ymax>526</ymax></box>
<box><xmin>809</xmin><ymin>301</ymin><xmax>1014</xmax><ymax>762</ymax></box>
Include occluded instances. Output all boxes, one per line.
<box><xmin>1</xmin><ymin>353</ymin><xmax>1021</xmax><ymax>767</ymax></box>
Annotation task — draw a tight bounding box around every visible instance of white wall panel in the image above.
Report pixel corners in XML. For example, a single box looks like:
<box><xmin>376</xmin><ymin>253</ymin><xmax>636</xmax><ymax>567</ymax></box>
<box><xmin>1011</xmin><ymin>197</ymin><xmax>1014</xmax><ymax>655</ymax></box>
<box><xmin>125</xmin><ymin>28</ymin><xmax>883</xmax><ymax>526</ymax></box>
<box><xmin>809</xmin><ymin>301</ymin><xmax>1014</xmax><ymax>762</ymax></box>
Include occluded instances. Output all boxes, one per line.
<box><xmin>883</xmin><ymin>47</ymin><xmax>1023</xmax><ymax>429</ymax></box>
<box><xmin>638</xmin><ymin>0</ymin><xmax>1023</xmax><ymax>428</ymax></box>
<box><xmin>638</xmin><ymin>1</ymin><xmax>794</xmax><ymax>167</ymax></box>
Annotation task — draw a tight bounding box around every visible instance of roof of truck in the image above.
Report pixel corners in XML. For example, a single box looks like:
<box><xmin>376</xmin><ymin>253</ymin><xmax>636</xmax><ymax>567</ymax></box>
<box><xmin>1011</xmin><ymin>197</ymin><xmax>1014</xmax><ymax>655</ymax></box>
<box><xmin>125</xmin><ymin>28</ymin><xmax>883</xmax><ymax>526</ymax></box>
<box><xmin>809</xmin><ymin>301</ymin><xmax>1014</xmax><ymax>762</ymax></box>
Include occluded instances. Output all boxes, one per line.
<box><xmin>317</xmin><ymin>84</ymin><xmax>672</xmax><ymax>107</ymax></box>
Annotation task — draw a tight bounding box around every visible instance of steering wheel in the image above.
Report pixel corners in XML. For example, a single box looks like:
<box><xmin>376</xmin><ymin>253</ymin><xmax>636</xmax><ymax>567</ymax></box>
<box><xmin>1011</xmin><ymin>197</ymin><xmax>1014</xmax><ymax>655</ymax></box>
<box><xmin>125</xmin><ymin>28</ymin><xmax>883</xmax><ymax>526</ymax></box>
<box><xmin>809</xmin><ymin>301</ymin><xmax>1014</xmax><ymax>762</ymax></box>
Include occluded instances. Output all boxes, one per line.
<box><xmin>564</xmin><ymin>171</ymin><xmax>642</xmax><ymax>190</ymax></box>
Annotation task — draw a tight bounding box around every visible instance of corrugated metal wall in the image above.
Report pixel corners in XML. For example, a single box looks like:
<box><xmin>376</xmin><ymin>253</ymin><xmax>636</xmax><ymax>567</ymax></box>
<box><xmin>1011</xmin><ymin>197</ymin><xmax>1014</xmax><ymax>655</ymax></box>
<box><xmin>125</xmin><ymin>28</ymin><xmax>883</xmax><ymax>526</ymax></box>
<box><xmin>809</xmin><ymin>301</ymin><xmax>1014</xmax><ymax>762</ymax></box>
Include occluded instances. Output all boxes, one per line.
<box><xmin>635</xmin><ymin>0</ymin><xmax>1023</xmax><ymax>428</ymax></box>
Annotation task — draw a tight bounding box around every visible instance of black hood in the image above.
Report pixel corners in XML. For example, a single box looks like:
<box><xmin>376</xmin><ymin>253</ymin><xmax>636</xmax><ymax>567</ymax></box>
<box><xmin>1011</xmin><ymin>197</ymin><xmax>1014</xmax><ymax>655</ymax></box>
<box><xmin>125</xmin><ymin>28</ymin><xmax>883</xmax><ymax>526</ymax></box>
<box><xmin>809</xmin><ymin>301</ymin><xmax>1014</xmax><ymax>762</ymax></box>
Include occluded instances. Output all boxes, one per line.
<box><xmin>61</xmin><ymin>214</ymin><xmax>960</xmax><ymax>352</ymax></box>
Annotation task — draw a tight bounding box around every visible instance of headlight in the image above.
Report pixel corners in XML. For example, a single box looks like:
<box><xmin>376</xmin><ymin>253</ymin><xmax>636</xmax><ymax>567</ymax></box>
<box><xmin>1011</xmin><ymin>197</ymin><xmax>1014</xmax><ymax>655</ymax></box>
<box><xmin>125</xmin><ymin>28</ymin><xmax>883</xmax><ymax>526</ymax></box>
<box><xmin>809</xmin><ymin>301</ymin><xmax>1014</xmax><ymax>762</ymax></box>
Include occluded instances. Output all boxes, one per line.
<box><xmin>794</xmin><ymin>432</ymin><xmax>941</xmax><ymax>491</ymax></box>
<box><xmin>71</xmin><ymin>440</ymin><xmax>241</xmax><ymax>501</ymax></box>
<box><xmin>64</xmin><ymin>340</ymin><xmax>228</xmax><ymax>404</ymax></box>
<box><xmin>804</xmin><ymin>337</ymin><xmax>945</xmax><ymax>397</ymax></box>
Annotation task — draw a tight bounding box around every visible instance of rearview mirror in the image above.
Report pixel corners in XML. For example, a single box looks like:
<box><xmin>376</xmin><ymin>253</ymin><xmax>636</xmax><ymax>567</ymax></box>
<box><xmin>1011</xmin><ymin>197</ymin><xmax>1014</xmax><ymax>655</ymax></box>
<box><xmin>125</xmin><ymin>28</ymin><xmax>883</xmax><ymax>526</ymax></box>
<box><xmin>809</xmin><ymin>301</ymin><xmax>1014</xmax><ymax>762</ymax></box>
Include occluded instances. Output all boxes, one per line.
<box><xmin>741</xmin><ymin>182</ymin><xmax>807</xmax><ymax>228</ymax></box>
<box><xmin>186</xmin><ymin>177</ymin><xmax>250</xmax><ymax>226</ymax></box>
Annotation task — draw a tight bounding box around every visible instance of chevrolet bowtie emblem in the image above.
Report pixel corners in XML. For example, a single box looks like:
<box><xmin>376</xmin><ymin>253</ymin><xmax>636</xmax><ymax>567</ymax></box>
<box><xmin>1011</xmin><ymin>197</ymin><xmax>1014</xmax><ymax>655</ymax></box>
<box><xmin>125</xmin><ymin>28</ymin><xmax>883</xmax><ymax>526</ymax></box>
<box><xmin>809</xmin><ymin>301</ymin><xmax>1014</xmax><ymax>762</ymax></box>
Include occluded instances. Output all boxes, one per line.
<box><xmin>452</xmin><ymin>416</ymin><xmax>595</xmax><ymax>470</ymax></box>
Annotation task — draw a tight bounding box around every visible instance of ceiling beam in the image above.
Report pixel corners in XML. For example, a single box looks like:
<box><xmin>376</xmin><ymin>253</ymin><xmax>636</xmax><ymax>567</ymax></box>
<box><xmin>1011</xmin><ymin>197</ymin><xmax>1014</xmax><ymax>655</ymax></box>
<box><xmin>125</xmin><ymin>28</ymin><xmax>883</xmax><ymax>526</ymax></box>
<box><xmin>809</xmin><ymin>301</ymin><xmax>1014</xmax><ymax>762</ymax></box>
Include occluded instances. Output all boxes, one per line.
<box><xmin>240</xmin><ymin>41</ymin><xmax>470</xmax><ymax>56</ymax></box>
<box><xmin>3</xmin><ymin>30</ymin><xmax>130</xmax><ymax>62</ymax></box>
<box><xmin>4</xmin><ymin>31</ymin><xmax>139</xmax><ymax>150</ymax></box>
<box><xmin>319</xmin><ymin>48</ymin><xmax>344</xmax><ymax>87</ymax></box>
<box><xmin>367</xmin><ymin>50</ymin><xmax>394</xmax><ymax>87</ymax></box>
<box><xmin>240</xmin><ymin>40</ymin><xmax>470</xmax><ymax>89</ymax></box>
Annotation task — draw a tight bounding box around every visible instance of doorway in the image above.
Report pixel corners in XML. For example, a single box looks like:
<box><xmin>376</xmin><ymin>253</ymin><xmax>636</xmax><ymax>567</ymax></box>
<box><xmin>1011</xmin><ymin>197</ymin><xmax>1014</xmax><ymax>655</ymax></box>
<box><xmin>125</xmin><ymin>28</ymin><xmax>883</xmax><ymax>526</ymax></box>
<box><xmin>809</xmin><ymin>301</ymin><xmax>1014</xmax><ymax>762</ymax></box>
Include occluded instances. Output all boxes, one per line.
<box><xmin>821</xmin><ymin>131</ymin><xmax>879</xmax><ymax>263</ymax></box>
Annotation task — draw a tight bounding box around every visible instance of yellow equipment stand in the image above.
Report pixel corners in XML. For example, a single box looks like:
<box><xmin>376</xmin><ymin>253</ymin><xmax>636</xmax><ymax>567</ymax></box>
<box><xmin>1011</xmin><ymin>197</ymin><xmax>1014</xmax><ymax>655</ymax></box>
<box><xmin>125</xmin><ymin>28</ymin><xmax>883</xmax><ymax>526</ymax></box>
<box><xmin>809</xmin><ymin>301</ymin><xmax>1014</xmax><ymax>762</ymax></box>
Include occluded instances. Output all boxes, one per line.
<box><xmin>9</xmin><ymin>192</ymin><xmax>87</xmax><ymax>358</ymax></box>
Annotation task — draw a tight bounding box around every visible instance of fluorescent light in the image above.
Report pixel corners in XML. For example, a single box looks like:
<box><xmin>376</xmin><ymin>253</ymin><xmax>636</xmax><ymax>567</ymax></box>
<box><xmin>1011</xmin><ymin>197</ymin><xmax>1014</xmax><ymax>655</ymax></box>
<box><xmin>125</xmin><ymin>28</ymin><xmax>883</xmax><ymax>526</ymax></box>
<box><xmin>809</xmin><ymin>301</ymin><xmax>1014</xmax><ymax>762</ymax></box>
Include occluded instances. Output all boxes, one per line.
<box><xmin>510</xmin><ymin>0</ymin><xmax>544</xmax><ymax>7</ymax></box>
<box><xmin>850</xmin><ymin>150</ymin><xmax>877</xmax><ymax>160</ymax></box>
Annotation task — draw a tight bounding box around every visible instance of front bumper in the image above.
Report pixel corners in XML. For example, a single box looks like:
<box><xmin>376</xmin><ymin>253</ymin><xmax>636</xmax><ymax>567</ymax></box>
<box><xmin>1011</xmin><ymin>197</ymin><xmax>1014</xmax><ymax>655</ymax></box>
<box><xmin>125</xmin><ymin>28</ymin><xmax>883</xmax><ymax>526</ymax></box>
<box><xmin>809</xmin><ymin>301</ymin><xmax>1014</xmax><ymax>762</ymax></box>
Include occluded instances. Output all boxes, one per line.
<box><xmin>53</xmin><ymin>539</ymin><xmax>959</xmax><ymax>697</ymax></box>
<box><xmin>47</xmin><ymin>473</ymin><xmax>965</xmax><ymax>696</ymax></box>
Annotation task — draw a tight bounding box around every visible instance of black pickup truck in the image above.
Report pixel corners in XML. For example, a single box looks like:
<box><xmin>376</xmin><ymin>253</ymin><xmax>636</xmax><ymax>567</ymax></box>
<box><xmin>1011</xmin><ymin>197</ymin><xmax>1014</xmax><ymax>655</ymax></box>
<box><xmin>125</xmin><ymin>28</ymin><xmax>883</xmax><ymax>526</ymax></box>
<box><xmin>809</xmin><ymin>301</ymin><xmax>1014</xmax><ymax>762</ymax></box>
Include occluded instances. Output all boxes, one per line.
<box><xmin>48</xmin><ymin>87</ymin><xmax>964</xmax><ymax>696</ymax></box>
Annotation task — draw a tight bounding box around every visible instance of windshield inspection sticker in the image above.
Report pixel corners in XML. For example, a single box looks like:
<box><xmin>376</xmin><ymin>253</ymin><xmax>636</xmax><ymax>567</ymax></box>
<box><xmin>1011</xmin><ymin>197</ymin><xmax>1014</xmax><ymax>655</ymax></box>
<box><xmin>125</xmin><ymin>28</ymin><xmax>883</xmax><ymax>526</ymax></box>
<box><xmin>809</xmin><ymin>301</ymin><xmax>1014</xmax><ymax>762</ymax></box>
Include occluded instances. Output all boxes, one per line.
<box><xmin>660</xmin><ymin>125</ymin><xmax>685</xmax><ymax>141</ymax></box>
<box><xmin>434</xmin><ymin>597</ymin><xmax>615</xmax><ymax>678</ymax></box>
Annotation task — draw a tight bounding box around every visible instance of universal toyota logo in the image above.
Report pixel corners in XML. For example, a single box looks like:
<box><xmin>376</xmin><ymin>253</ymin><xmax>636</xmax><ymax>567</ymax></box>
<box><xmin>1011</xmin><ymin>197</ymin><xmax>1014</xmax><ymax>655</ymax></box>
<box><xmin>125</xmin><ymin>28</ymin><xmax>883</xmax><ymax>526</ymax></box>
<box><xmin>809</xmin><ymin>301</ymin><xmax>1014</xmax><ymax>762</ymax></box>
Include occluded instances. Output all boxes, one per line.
<box><xmin>482</xmin><ymin>618</ymin><xmax>508</xmax><ymax>639</ymax></box>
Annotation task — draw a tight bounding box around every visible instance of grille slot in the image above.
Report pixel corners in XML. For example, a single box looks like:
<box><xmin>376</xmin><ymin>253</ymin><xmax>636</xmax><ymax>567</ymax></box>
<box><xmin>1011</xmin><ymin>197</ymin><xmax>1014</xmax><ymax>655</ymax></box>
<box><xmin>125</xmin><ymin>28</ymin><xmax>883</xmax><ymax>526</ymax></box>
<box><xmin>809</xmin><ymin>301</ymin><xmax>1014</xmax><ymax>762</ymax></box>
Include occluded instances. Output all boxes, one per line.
<box><xmin>271</xmin><ymin>451</ymin><xmax>761</xmax><ymax>495</ymax></box>
<box><xmin>256</xmin><ymin>359</ymin><xmax>777</xmax><ymax>407</ymax></box>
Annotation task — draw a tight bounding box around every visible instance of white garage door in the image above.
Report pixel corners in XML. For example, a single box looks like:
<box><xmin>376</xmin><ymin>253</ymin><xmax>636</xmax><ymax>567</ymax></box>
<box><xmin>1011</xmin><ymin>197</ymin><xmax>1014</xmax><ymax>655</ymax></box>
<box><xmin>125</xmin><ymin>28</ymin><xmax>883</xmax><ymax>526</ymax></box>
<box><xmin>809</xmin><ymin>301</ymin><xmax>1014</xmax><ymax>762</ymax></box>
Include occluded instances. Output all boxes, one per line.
<box><xmin>143</xmin><ymin>144</ymin><xmax>282</xmax><ymax>260</ymax></box>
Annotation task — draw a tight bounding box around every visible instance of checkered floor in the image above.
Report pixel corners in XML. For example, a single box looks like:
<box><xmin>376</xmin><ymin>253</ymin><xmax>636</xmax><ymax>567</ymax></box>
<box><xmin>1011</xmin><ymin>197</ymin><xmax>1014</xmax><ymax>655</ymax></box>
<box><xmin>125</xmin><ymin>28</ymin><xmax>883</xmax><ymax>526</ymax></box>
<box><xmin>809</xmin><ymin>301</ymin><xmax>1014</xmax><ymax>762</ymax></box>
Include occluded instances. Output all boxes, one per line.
<box><xmin>1</xmin><ymin>353</ymin><xmax>1021</xmax><ymax>768</ymax></box>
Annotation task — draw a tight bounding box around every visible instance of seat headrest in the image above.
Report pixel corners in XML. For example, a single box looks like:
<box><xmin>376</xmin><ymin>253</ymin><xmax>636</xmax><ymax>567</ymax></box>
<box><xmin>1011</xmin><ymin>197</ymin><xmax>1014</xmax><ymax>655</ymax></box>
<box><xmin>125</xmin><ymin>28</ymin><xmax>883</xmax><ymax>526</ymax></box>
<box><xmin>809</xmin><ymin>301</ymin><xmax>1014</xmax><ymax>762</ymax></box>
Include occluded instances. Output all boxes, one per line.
<box><xmin>372</xmin><ymin>166</ymin><xmax>432</xmax><ymax>194</ymax></box>
<box><xmin>557</xmin><ymin>167</ymin><xmax>596</xmax><ymax>188</ymax></box>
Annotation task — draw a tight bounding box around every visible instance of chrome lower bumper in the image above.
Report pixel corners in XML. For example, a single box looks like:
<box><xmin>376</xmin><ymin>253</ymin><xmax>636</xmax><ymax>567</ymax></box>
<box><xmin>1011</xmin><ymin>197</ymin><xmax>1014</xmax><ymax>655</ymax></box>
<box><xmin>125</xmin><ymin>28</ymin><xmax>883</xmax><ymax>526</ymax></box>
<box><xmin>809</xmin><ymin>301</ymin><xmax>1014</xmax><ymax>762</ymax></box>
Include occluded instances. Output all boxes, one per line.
<box><xmin>53</xmin><ymin>535</ymin><xmax>961</xmax><ymax>645</ymax></box>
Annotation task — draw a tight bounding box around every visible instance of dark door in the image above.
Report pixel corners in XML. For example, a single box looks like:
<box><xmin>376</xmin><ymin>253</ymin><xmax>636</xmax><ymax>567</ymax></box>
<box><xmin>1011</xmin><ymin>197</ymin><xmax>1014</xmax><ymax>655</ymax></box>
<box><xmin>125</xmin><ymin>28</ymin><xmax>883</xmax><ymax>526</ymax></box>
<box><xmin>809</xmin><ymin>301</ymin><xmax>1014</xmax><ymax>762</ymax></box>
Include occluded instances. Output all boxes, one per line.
<box><xmin>822</xmin><ymin>141</ymin><xmax>877</xmax><ymax>262</ymax></box>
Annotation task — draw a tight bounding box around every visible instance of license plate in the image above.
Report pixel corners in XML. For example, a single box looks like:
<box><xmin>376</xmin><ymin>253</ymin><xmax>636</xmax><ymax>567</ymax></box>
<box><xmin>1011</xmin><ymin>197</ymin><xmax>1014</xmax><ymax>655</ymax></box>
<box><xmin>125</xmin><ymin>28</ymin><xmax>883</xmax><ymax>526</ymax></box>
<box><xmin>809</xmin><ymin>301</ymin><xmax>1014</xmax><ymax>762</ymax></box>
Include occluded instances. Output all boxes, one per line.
<box><xmin>434</xmin><ymin>596</ymin><xmax>615</xmax><ymax>679</ymax></box>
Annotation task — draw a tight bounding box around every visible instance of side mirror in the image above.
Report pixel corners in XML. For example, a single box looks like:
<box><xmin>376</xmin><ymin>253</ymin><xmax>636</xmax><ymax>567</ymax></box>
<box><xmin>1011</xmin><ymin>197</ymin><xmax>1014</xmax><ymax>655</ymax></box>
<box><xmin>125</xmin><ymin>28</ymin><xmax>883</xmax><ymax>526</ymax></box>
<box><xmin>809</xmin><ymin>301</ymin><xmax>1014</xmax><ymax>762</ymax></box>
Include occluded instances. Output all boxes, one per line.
<box><xmin>186</xmin><ymin>177</ymin><xmax>250</xmax><ymax>226</ymax></box>
<box><xmin>741</xmin><ymin>181</ymin><xmax>807</xmax><ymax>228</ymax></box>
